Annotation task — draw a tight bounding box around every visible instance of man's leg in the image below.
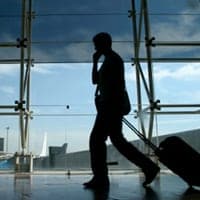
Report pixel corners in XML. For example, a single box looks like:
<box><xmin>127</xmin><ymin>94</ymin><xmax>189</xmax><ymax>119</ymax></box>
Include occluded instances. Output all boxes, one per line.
<box><xmin>109</xmin><ymin>116</ymin><xmax>160</xmax><ymax>186</ymax></box>
<box><xmin>83</xmin><ymin>114</ymin><xmax>109</xmax><ymax>188</ymax></box>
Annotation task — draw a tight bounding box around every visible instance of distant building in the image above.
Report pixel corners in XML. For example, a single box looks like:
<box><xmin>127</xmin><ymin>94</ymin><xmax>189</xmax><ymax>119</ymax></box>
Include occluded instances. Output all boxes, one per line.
<box><xmin>0</xmin><ymin>138</ymin><xmax>4</xmax><ymax>152</ymax></box>
<box><xmin>33</xmin><ymin>143</ymin><xmax>68</xmax><ymax>169</ymax></box>
<box><xmin>33</xmin><ymin>129</ymin><xmax>200</xmax><ymax>170</ymax></box>
<box><xmin>49</xmin><ymin>143</ymin><xmax>67</xmax><ymax>156</ymax></box>
<box><xmin>49</xmin><ymin>143</ymin><xmax>68</xmax><ymax>167</ymax></box>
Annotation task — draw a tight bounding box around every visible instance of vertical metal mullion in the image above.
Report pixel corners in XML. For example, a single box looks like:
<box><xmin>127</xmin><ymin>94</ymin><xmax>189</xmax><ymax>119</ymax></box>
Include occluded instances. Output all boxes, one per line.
<box><xmin>131</xmin><ymin>0</ymin><xmax>141</xmax><ymax>110</ymax></box>
<box><xmin>130</xmin><ymin>0</ymin><xmax>148</xmax><ymax>137</ymax></box>
<box><xmin>137</xmin><ymin>1</ymin><xmax>151</xmax><ymax>98</ymax></box>
<box><xmin>20</xmin><ymin>0</ymin><xmax>27</xmax><ymax>152</ymax></box>
<box><xmin>26</xmin><ymin>0</ymin><xmax>32</xmax><ymax>111</ymax></box>
<box><xmin>142</xmin><ymin>0</ymin><xmax>155</xmax><ymax>142</ymax></box>
<box><xmin>142</xmin><ymin>0</ymin><xmax>155</xmax><ymax>103</ymax></box>
<box><xmin>25</xmin><ymin>0</ymin><xmax>33</xmax><ymax>154</ymax></box>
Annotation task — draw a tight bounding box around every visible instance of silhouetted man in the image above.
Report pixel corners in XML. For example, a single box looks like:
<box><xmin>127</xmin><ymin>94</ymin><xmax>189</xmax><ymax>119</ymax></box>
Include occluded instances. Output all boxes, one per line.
<box><xmin>83</xmin><ymin>32</ymin><xmax>160</xmax><ymax>189</ymax></box>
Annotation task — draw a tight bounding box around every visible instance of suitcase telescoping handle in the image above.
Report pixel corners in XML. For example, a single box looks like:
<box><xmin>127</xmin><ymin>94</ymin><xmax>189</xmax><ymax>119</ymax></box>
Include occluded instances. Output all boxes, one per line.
<box><xmin>122</xmin><ymin>117</ymin><xmax>158</xmax><ymax>152</ymax></box>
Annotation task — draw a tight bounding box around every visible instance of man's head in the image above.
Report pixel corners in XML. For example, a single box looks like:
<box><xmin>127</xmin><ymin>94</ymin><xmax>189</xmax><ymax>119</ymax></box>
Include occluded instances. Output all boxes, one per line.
<box><xmin>93</xmin><ymin>32</ymin><xmax>112</xmax><ymax>53</ymax></box>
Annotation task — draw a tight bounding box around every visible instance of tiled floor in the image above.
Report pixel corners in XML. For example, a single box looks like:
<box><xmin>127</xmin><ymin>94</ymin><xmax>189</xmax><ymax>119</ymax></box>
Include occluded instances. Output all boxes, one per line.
<box><xmin>0</xmin><ymin>172</ymin><xmax>199</xmax><ymax>200</ymax></box>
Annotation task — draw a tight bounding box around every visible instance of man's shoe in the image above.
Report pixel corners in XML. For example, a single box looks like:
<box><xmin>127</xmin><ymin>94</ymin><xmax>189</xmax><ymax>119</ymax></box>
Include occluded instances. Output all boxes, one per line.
<box><xmin>143</xmin><ymin>166</ymin><xmax>160</xmax><ymax>187</ymax></box>
<box><xmin>83</xmin><ymin>177</ymin><xmax>109</xmax><ymax>189</ymax></box>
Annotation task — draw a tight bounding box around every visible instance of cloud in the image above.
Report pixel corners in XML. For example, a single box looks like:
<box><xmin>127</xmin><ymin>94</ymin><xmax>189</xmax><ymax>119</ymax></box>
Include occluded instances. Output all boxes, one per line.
<box><xmin>153</xmin><ymin>9</ymin><xmax>200</xmax><ymax>40</ymax></box>
<box><xmin>0</xmin><ymin>64</ymin><xmax>18</xmax><ymax>76</ymax></box>
<box><xmin>0</xmin><ymin>85</ymin><xmax>15</xmax><ymax>95</ymax></box>
<box><xmin>63</xmin><ymin>43</ymin><xmax>92</xmax><ymax>62</ymax></box>
<box><xmin>187</xmin><ymin>90</ymin><xmax>200</xmax><ymax>101</ymax></box>
<box><xmin>186</xmin><ymin>0</ymin><xmax>200</xmax><ymax>9</ymax></box>
<box><xmin>154</xmin><ymin>63</ymin><xmax>200</xmax><ymax>80</ymax></box>
<box><xmin>150</xmin><ymin>9</ymin><xmax>200</xmax><ymax>58</ymax></box>
<box><xmin>125</xmin><ymin>62</ymin><xmax>200</xmax><ymax>83</ymax></box>
<box><xmin>125</xmin><ymin>63</ymin><xmax>135</xmax><ymax>81</ymax></box>
<box><xmin>1</xmin><ymin>2</ymin><xmax>200</xmax><ymax>63</ymax></box>
<box><xmin>32</xmin><ymin>64</ymin><xmax>55</xmax><ymax>74</ymax></box>
<box><xmin>124</xmin><ymin>62</ymin><xmax>200</xmax><ymax>104</ymax></box>
<box><xmin>32</xmin><ymin>63</ymin><xmax>89</xmax><ymax>75</ymax></box>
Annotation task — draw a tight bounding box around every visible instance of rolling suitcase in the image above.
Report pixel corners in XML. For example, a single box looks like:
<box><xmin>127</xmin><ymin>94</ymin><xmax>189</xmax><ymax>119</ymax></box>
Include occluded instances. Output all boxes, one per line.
<box><xmin>122</xmin><ymin>117</ymin><xmax>200</xmax><ymax>187</ymax></box>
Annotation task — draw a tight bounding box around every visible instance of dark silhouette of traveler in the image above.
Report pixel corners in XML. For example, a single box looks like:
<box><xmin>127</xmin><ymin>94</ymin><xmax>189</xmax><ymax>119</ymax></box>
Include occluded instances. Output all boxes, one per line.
<box><xmin>83</xmin><ymin>32</ymin><xmax>160</xmax><ymax>189</ymax></box>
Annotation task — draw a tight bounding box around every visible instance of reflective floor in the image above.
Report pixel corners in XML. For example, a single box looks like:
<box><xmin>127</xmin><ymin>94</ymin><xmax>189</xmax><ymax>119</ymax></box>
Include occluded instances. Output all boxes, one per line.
<box><xmin>0</xmin><ymin>171</ymin><xmax>199</xmax><ymax>200</ymax></box>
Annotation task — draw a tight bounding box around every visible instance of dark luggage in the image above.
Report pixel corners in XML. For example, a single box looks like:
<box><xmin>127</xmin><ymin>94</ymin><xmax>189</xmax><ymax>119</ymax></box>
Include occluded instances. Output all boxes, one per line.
<box><xmin>122</xmin><ymin>117</ymin><xmax>200</xmax><ymax>187</ymax></box>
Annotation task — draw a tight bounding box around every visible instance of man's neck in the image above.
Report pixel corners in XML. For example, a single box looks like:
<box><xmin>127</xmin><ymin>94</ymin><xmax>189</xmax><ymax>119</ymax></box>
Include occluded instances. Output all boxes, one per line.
<box><xmin>103</xmin><ymin>49</ymin><xmax>113</xmax><ymax>56</ymax></box>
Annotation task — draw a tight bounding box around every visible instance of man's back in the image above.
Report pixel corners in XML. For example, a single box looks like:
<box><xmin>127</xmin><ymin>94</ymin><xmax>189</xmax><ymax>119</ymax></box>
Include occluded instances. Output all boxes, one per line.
<box><xmin>98</xmin><ymin>50</ymin><xmax>125</xmax><ymax>111</ymax></box>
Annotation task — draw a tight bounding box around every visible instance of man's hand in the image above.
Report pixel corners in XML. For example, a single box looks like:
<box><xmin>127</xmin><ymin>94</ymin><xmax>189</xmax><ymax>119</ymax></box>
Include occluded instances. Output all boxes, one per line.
<box><xmin>93</xmin><ymin>51</ymin><xmax>102</xmax><ymax>64</ymax></box>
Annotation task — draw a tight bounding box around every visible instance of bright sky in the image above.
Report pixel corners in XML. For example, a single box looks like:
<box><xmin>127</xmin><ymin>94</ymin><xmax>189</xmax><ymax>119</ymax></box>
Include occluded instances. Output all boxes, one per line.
<box><xmin>0</xmin><ymin>62</ymin><xmax>200</xmax><ymax>154</ymax></box>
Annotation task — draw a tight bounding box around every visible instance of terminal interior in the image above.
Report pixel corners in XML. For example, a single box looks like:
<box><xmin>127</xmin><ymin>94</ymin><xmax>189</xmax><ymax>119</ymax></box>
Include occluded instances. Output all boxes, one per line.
<box><xmin>0</xmin><ymin>0</ymin><xmax>200</xmax><ymax>199</ymax></box>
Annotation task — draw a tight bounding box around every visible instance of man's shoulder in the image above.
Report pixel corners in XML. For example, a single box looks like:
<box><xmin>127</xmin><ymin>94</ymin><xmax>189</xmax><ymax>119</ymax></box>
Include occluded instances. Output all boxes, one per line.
<box><xmin>110</xmin><ymin>51</ymin><xmax>124</xmax><ymax>63</ymax></box>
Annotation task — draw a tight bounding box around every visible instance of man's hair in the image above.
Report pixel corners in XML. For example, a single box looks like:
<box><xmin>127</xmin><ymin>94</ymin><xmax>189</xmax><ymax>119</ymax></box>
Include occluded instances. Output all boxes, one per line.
<box><xmin>93</xmin><ymin>32</ymin><xmax>112</xmax><ymax>48</ymax></box>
